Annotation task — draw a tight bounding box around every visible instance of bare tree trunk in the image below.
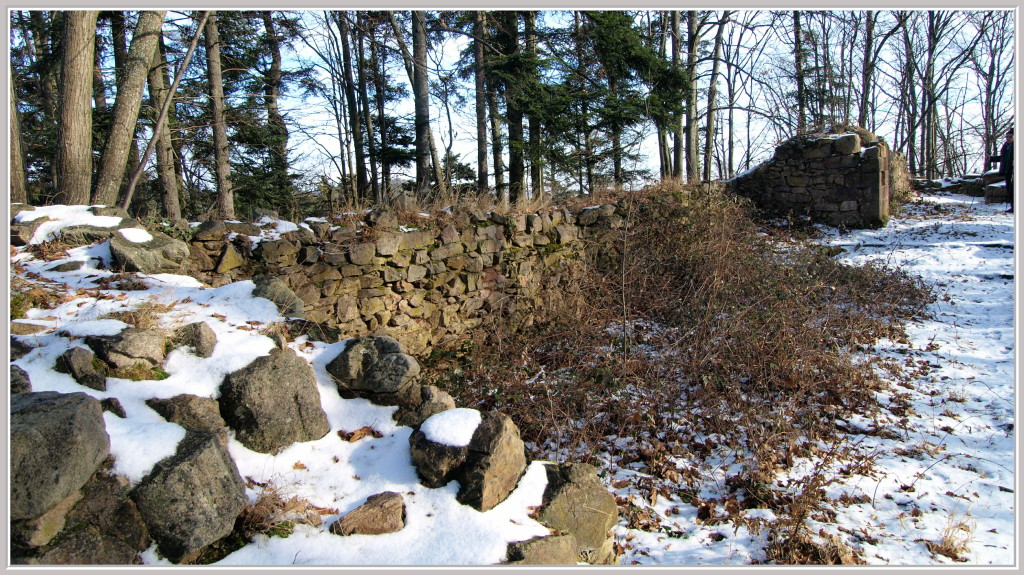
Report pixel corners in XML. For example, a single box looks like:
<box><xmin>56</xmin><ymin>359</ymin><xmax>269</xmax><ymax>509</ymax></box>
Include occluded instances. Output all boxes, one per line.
<box><xmin>474</xmin><ymin>11</ymin><xmax>489</xmax><ymax>193</ymax></box>
<box><xmin>93</xmin><ymin>10</ymin><xmax>165</xmax><ymax>206</ymax></box>
<box><xmin>355</xmin><ymin>23</ymin><xmax>380</xmax><ymax>202</ymax></box>
<box><xmin>413</xmin><ymin>10</ymin><xmax>432</xmax><ymax>198</ymax></box>
<box><xmin>147</xmin><ymin>27</ymin><xmax>182</xmax><ymax>221</ymax></box>
<box><xmin>55</xmin><ymin>10</ymin><xmax>99</xmax><ymax>206</ymax></box>
<box><xmin>525</xmin><ymin>10</ymin><xmax>542</xmax><ymax>198</ymax></box>
<box><xmin>109</xmin><ymin>11</ymin><xmax>142</xmax><ymax>200</ymax></box>
<box><xmin>339</xmin><ymin>12</ymin><xmax>369</xmax><ymax>201</ymax></box>
<box><xmin>10</xmin><ymin>81</ymin><xmax>28</xmax><ymax>204</ymax></box>
<box><xmin>488</xmin><ymin>80</ymin><xmax>506</xmax><ymax>201</ymax></box>
<box><xmin>92</xmin><ymin>29</ymin><xmax>108</xmax><ymax>112</ymax></box>
<box><xmin>685</xmin><ymin>10</ymin><xmax>701</xmax><ymax>182</ymax></box>
<box><xmin>501</xmin><ymin>11</ymin><xmax>525</xmax><ymax>203</ymax></box>
<box><xmin>371</xmin><ymin>34</ymin><xmax>391</xmax><ymax>193</ymax></box>
<box><xmin>793</xmin><ymin>11</ymin><xmax>807</xmax><ymax>134</ymax></box>
<box><xmin>671</xmin><ymin>11</ymin><xmax>683</xmax><ymax>180</ymax></box>
<box><xmin>261</xmin><ymin>11</ymin><xmax>291</xmax><ymax>198</ymax></box>
<box><xmin>204</xmin><ymin>12</ymin><xmax>235</xmax><ymax>219</ymax></box>
<box><xmin>703</xmin><ymin>11</ymin><xmax>730</xmax><ymax>182</ymax></box>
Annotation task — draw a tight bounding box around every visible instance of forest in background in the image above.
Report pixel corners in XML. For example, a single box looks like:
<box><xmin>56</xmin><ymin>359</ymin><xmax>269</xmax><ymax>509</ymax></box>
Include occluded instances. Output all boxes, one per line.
<box><xmin>7</xmin><ymin>10</ymin><xmax>1015</xmax><ymax>223</ymax></box>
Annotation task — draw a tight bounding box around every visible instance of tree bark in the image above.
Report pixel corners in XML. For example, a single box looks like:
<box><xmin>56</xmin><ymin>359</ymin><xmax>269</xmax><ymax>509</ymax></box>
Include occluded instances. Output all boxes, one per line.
<box><xmin>525</xmin><ymin>10</ymin><xmax>542</xmax><ymax>198</ymax></box>
<box><xmin>501</xmin><ymin>11</ymin><xmax>525</xmax><ymax>203</ymax></box>
<box><xmin>355</xmin><ymin>24</ymin><xmax>380</xmax><ymax>202</ymax></box>
<box><xmin>55</xmin><ymin>10</ymin><xmax>99</xmax><ymax>206</ymax></box>
<box><xmin>685</xmin><ymin>11</ymin><xmax>701</xmax><ymax>182</ymax></box>
<box><xmin>671</xmin><ymin>11</ymin><xmax>683</xmax><ymax>180</ymax></box>
<box><xmin>147</xmin><ymin>26</ymin><xmax>182</xmax><ymax>221</ymax></box>
<box><xmin>93</xmin><ymin>10</ymin><xmax>166</xmax><ymax>206</ymax></box>
<box><xmin>339</xmin><ymin>12</ymin><xmax>368</xmax><ymax>200</ymax></box>
<box><xmin>474</xmin><ymin>11</ymin><xmax>489</xmax><ymax>192</ymax></box>
<box><xmin>261</xmin><ymin>11</ymin><xmax>290</xmax><ymax>189</ymax></box>
<box><xmin>703</xmin><ymin>11</ymin><xmax>730</xmax><ymax>182</ymax></box>
<box><xmin>413</xmin><ymin>10</ymin><xmax>432</xmax><ymax>197</ymax></box>
<box><xmin>204</xmin><ymin>12</ymin><xmax>235</xmax><ymax>219</ymax></box>
<box><xmin>10</xmin><ymin>81</ymin><xmax>28</xmax><ymax>204</ymax></box>
<box><xmin>793</xmin><ymin>11</ymin><xmax>807</xmax><ymax>134</ymax></box>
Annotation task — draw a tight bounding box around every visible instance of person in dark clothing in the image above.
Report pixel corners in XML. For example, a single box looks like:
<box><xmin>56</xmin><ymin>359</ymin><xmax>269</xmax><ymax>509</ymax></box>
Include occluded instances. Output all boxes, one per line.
<box><xmin>998</xmin><ymin>128</ymin><xmax>1014</xmax><ymax>213</ymax></box>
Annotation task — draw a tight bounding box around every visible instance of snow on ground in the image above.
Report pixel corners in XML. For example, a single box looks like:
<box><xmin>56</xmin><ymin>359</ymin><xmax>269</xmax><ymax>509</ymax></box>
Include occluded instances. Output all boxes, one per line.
<box><xmin>607</xmin><ymin>189</ymin><xmax>1016</xmax><ymax>566</ymax></box>
<box><xmin>7</xmin><ymin>189</ymin><xmax>1017</xmax><ymax>566</ymax></box>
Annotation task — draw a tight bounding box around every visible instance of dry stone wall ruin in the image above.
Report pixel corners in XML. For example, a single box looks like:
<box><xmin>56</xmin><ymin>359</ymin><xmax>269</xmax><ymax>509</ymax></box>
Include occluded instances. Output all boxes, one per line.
<box><xmin>729</xmin><ymin>132</ymin><xmax>907</xmax><ymax>229</ymax></box>
<box><xmin>188</xmin><ymin>205</ymin><xmax>628</xmax><ymax>356</ymax></box>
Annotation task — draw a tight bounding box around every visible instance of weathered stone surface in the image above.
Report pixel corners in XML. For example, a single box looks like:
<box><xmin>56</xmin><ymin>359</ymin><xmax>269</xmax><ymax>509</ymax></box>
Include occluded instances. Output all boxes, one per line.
<box><xmin>455</xmin><ymin>411</ymin><xmax>528</xmax><ymax>512</ymax></box>
<box><xmin>366</xmin><ymin>209</ymin><xmax>399</xmax><ymax>231</ymax></box>
<box><xmin>832</xmin><ymin>133</ymin><xmax>861</xmax><ymax>155</ymax></box>
<box><xmin>130</xmin><ymin>432</ymin><xmax>247</xmax><ymax>563</ymax></box>
<box><xmin>537</xmin><ymin>463</ymin><xmax>619</xmax><ymax>563</ymax></box>
<box><xmin>11</xmin><ymin>321</ymin><xmax>47</xmax><ymax>335</ymax></box>
<box><xmin>219</xmin><ymin>348</ymin><xmax>330</xmax><ymax>453</ymax></box>
<box><xmin>11</xmin><ymin>392</ymin><xmax>110</xmax><ymax>521</ymax></box>
<box><xmin>252</xmin><ymin>275</ymin><xmax>306</xmax><ymax>318</ymax></box>
<box><xmin>409</xmin><ymin>428</ymin><xmax>470</xmax><ymax>488</ymax></box>
<box><xmin>348</xmin><ymin>242</ymin><xmax>377</xmax><ymax>265</ymax></box>
<box><xmin>11</xmin><ymin>364</ymin><xmax>32</xmax><ymax>394</ymax></box>
<box><xmin>10</xmin><ymin>218</ymin><xmax>46</xmax><ymax>246</ymax></box>
<box><xmin>147</xmin><ymin>394</ymin><xmax>227</xmax><ymax>439</ymax></box>
<box><xmin>20</xmin><ymin>471</ymin><xmax>150</xmax><ymax>565</ymax></box>
<box><xmin>86</xmin><ymin>329</ymin><xmax>167</xmax><ymax>371</ymax></box>
<box><xmin>11</xmin><ymin>336</ymin><xmax>34</xmax><ymax>361</ymax></box>
<box><xmin>57</xmin><ymin>225</ymin><xmax>126</xmax><ymax>246</ymax></box>
<box><xmin>325</xmin><ymin>336</ymin><xmax>419</xmax><ymax>400</ymax></box>
<box><xmin>256</xmin><ymin>239</ymin><xmax>300</xmax><ymax>265</ymax></box>
<box><xmin>11</xmin><ymin>490</ymin><xmax>84</xmax><ymax>550</ymax></box>
<box><xmin>192</xmin><ymin>220</ymin><xmax>228</xmax><ymax>241</ymax></box>
<box><xmin>330</xmin><ymin>491</ymin><xmax>406</xmax><ymax>536</ymax></box>
<box><xmin>506</xmin><ymin>534</ymin><xmax>579</xmax><ymax>565</ymax></box>
<box><xmin>216</xmin><ymin>243</ymin><xmax>246</xmax><ymax>273</ymax></box>
<box><xmin>109</xmin><ymin>229</ymin><xmax>190</xmax><ymax>274</ymax></box>
<box><xmin>395</xmin><ymin>384</ymin><xmax>456</xmax><ymax>427</ymax></box>
<box><xmin>171</xmin><ymin>321</ymin><xmax>218</xmax><ymax>358</ymax></box>
<box><xmin>56</xmin><ymin>346</ymin><xmax>107</xmax><ymax>391</ymax></box>
<box><xmin>100</xmin><ymin>398</ymin><xmax>127</xmax><ymax>418</ymax></box>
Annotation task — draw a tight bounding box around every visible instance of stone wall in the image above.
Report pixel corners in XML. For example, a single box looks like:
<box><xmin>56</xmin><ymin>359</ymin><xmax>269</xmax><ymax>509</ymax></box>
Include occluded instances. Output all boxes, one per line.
<box><xmin>729</xmin><ymin>132</ymin><xmax>906</xmax><ymax>228</ymax></box>
<box><xmin>186</xmin><ymin>205</ymin><xmax>627</xmax><ymax>355</ymax></box>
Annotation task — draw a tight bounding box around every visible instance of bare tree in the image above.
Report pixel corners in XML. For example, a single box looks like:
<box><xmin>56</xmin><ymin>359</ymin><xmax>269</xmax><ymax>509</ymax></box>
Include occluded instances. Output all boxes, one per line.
<box><xmin>55</xmin><ymin>10</ymin><xmax>99</xmax><ymax>206</ymax></box>
<box><xmin>93</xmin><ymin>10</ymin><xmax>166</xmax><ymax>206</ymax></box>
<box><xmin>204</xmin><ymin>12</ymin><xmax>235</xmax><ymax>219</ymax></box>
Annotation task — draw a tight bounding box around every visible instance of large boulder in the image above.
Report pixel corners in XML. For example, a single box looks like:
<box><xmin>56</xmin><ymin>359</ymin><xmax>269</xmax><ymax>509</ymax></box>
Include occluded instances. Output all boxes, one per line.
<box><xmin>537</xmin><ymin>463</ymin><xmax>619</xmax><ymax>564</ymax></box>
<box><xmin>170</xmin><ymin>321</ymin><xmax>218</xmax><ymax>358</ymax></box>
<box><xmin>109</xmin><ymin>228</ymin><xmax>190</xmax><ymax>274</ymax></box>
<box><xmin>10</xmin><ymin>392</ymin><xmax>111</xmax><ymax>521</ymax></box>
<box><xmin>146</xmin><ymin>394</ymin><xmax>228</xmax><ymax>444</ymax></box>
<box><xmin>409</xmin><ymin>409</ymin><xmax>528</xmax><ymax>512</ymax></box>
<box><xmin>130</xmin><ymin>432</ymin><xmax>247</xmax><ymax>563</ymax></box>
<box><xmin>11</xmin><ymin>364</ymin><xmax>32</xmax><ymax>394</ymax></box>
<box><xmin>394</xmin><ymin>384</ymin><xmax>456</xmax><ymax>427</ymax></box>
<box><xmin>455</xmin><ymin>411</ymin><xmax>528</xmax><ymax>512</ymax></box>
<box><xmin>218</xmin><ymin>348</ymin><xmax>330</xmax><ymax>453</ymax></box>
<box><xmin>55</xmin><ymin>346</ymin><xmax>107</xmax><ymax>391</ymax></box>
<box><xmin>251</xmin><ymin>276</ymin><xmax>306</xmax><ymax>318</ymax></box>
<box><xmin>85</xmin><ymin>329</ymin><xmax>167</xmax><ymax>371</ymax></box>
<box><xmin>326</xmin><ymin>336</ymin><xmax>420</xmax><ymax>403</ymax></box>
<box><xmin>330</xmin><ymin>492</ymin><xmax>406</xmax><ymax>536</ymax></box>
<box><xmin>505</xmin><ymin>534</ymin><xmax>579</xmax><ymax>565</ymax></box>
<box><xmin>17</xmin><ymin>471</ymin><xmax>151</xmax><ymax>565</ymax></box>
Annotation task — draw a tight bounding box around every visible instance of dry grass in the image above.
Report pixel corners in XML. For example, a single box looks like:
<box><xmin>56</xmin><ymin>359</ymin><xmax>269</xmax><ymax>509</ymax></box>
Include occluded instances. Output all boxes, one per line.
<box><xmin>926</xmin><ymin>509</ymin><xmax>975</xmax><ymax>562</ymax></box>
<box><xmin>420</xmin><ymin>181</ymin><xmax>934</xmax><ymax>564</ymax></box>
<box><xmin>100</xmin><ymin>299</ymin><xmax>176</xmax><ymax>330</ymax></box>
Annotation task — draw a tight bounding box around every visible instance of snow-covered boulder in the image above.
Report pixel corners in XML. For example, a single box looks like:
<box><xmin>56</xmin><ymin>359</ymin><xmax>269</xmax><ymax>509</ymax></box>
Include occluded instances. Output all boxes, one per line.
<box><xmin>536</xmin><ymin>463</ymin><xmax>619</xmax><ymax>565</ymax></box>
<box><xmin>109</xmin><ymin>228</ymin><xmax>190</xmax><ymax>274</ymax></box>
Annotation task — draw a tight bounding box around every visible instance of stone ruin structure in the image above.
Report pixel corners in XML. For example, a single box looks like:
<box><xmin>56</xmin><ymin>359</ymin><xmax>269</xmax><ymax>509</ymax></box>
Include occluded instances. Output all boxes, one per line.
<box><xmin>729</xmin><ymin>131</ymin><xmax>909</xmax><ymax>229</ymax></box>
